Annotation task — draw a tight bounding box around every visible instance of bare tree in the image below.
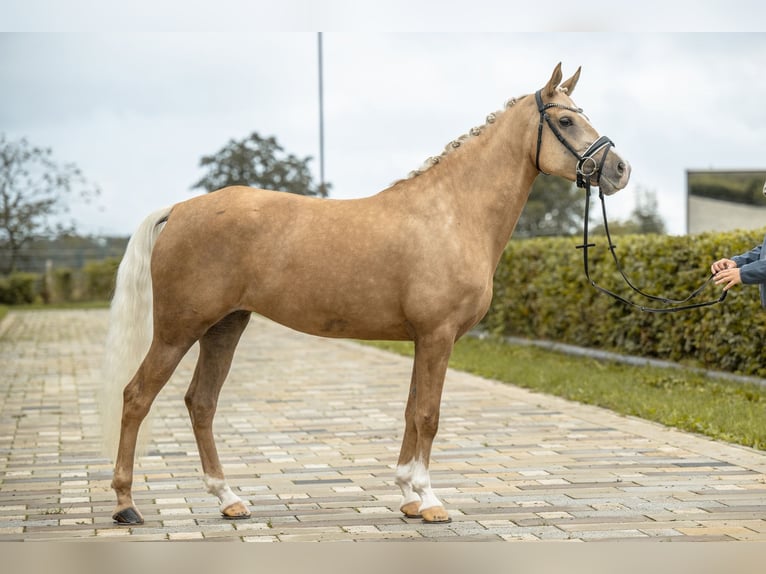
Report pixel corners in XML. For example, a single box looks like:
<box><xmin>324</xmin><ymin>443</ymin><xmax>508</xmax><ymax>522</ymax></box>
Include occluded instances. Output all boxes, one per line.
<box><xmin>0</xmin><ymin>134</ymin><xmax>100</xmax><ymax>274</ymax></box>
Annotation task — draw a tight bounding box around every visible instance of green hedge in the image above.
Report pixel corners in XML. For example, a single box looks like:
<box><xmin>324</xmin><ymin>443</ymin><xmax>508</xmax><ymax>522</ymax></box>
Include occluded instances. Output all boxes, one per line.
<box><xmin>82</xmin><ymin>257</ymin><xmax>120</xmax><ymax>301</ymax></box>
<box><xmin>0</xmin><ymin>257</ymin><xmax>121</xmax><ymax>305</ymax></box>
<box><xmin>485</xmin><ymin>228</ymin><xmax>766</xmax><ymax>378</ymax></box>
<box><xmin>49</xmin><ymin>267</ymin><xmax>75</xmax><ymax>302</ymax></box>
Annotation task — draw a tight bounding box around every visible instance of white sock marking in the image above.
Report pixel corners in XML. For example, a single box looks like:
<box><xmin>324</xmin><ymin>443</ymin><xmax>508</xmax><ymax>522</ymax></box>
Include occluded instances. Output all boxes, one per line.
<box><xmin>203</xmin><ymin>475</ymin><xmax>243</xmax><ymax>511</ymax></box>
<box><xmin>395</xmin><ymin>459</ymin><xmax>442</xmax><ymax>511</ymax></box>
<box><xmin>395</xmin><ymin>461</ymin><xmax>421</xmax><ymax>507</ymax></box>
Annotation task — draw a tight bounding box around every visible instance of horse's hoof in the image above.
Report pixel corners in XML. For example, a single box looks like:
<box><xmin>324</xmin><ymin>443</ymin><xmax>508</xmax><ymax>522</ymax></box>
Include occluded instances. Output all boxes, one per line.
<box><xmin>221</xmin><ymin>501</ymin><xmax>251</xmax><ymax>520</ymax></box>
<box><xmin>400</xmin><ymin>501</ymin><xmax>422</xmax><ymax>519</ymax></box>
<box><xmin>421</xmin><ymin>506</ymin><xmax>451</xmax><ymax>524</ymax></box>
<box><xmin>112</xmin><ymin>507</ymin><xmax>144</xmax><ymax>525</ymax></box>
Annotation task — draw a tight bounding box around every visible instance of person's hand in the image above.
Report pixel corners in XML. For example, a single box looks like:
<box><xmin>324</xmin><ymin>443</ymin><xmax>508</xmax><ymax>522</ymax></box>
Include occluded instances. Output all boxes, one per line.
<box><xmin>714</xmin><ymin>266</ymin><xmax>742</xmax><ymax>291</ymax></box>
<box><xmin>711</xmin><ymin>258</ymin><xmax>737</xmax><ymax>275</ymax></box>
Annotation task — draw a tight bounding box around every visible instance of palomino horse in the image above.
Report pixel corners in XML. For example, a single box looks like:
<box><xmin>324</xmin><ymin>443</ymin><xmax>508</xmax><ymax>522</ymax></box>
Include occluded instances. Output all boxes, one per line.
<box><xmin>103</xmin><ymin>63</ymin><xmax>630</xmax><ymax>525</ymax></box>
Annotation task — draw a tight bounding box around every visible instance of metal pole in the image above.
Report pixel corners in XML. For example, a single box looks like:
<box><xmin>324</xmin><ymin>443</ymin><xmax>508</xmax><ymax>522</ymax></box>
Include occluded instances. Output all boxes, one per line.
<box><xmin>318</xmin><ymin>32</ymin><xmax>326</xmax><ymax>197</ymax></box>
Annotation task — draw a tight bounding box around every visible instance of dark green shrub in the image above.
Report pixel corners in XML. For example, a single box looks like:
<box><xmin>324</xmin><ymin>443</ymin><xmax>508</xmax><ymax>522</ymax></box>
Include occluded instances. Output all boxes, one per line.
<box><xmin>0</xmin><ymin>272</ymin><xmax>42</xmax><ymax>304</ymax></box>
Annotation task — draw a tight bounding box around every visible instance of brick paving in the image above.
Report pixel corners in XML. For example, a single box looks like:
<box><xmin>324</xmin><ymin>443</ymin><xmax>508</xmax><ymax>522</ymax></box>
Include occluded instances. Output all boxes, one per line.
<box><xmin>1</xmin><ymin>309</ymin><xmax>766</xmax><ymax>542</ymax></box>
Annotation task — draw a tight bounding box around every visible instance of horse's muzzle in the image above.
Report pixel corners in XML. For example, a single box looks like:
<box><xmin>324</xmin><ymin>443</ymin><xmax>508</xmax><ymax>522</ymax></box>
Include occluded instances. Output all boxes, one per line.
<box><xmin>599</xmin><ymin>155</ymin><xmax>631</xmax><ymax>196</ymax></box>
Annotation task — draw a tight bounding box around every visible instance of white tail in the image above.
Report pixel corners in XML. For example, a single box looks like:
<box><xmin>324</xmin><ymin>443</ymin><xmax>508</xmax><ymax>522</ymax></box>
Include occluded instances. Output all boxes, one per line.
<box><xmin>100</xmin><ymin>206</ymin><xmax>173</xmax><ymax>461</ymax></box>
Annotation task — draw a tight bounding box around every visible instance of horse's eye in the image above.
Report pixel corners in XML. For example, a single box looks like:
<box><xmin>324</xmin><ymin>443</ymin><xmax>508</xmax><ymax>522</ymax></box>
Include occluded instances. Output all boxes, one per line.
<box><xmin>559</xmin><ymin>116</ymin><xmax>574</xmax><ymax>128</ymax></box>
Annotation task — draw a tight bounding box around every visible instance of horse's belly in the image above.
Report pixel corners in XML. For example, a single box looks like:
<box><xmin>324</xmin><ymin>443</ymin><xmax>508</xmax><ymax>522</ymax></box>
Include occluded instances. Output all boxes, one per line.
<box><xmin>256</xmin><ymin>304</ymin><xmax>413</xmax><ymax>341</ymax></box>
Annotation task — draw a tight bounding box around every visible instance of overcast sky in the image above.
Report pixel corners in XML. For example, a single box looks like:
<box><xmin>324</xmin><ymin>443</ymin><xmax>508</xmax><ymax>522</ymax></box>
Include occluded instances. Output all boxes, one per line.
<box><xmin>2</xmin><ymin>2</ymin><xmax>766</xmax><ymax>236</ymax></box>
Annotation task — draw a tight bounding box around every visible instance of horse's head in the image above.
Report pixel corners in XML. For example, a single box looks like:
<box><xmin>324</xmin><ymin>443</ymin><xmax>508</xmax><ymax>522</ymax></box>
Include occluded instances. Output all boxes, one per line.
<box><xmin>531</xmin><ymin>63</ymin><xmax>630</xmax><ymax>195</ymax></box>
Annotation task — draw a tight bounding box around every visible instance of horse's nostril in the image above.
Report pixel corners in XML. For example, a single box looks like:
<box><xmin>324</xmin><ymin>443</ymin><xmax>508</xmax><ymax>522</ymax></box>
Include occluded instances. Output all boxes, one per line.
<box><xmin>617</xmin><ymin>161</ymin><xmax>625</xmax><ymax>175</ymax></box>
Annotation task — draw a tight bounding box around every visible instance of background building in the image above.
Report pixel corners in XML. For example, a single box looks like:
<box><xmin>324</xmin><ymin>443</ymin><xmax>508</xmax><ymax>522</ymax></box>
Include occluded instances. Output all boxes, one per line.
<box><xmin>687</xmin><ymin>170</ymin><xmax>766</xmax><ymax>234</ymax></box>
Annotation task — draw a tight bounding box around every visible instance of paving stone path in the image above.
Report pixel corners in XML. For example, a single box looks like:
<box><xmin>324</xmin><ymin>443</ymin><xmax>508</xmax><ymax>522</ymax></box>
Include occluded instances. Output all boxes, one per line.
<box><xmin>1</xmin><ymin>309</ymin><xmax>766</xmax><ymax>542</ymax></box>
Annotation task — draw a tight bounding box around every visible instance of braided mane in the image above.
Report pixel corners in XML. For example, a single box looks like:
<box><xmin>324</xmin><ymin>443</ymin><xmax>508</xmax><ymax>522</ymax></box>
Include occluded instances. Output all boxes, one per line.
<box><xmin>404</xmin><ymin>85</ymin><xmax>574</xmax><ymax>181</ymax></box>
<box><xmin>405</xmin><ymin>96</ymin><xmax>522</xmax><ymax>180</ymax></box>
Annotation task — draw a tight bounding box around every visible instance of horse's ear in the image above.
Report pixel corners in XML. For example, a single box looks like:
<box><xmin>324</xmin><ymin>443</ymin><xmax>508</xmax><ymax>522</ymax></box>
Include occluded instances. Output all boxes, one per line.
<box><xmin>560</xmin><ymin>66</ymin><xmax>581</xmax><ymax>96</ymax></box>
<box><xmin>544</xmin><ymin>63</ymin><xmax>563</xmax><ymax>97</ymax></box>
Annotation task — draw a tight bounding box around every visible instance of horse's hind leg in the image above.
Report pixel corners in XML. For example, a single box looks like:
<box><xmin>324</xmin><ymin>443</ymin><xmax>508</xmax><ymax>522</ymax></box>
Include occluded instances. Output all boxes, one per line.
<box><xmin>112</xmin><ymin>340</ymin><xmax>192</xmax><ymax>524</ymax></box>
<box><xmin>184</xmin><ymin>311</ymin><xmax>252</xmax><ymax>519</ymax></box>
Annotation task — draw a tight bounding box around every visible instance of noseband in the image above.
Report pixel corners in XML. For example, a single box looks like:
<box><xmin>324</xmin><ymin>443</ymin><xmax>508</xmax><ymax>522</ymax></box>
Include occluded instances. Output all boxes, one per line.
<box><xmin>534</xmin><ymin>89</ymin><xmax>726</xmax><ymax>313</ymax></box>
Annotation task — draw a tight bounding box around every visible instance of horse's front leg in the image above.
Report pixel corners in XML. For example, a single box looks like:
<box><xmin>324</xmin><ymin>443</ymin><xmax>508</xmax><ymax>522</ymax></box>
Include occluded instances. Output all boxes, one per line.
<box><xmin>396</xmin><ymin>366</ymin><xmax>422</xmax><ymax>518</ymax></box>
<box><xmin>395</xmin><ymin>329</ymin><xmax>453</xmax><ymax>523</ymax></box>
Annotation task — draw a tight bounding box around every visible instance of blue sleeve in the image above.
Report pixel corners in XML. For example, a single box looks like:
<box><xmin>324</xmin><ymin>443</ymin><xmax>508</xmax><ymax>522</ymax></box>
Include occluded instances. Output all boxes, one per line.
<box><xmin>739</xmin><ymin>259</ymin><xmax>766</xmax><ymax>285</ymax></box>
<box><xmin>732</xmin><ymin>245</ymin><xmax>762</xmax><ymax>267</ymax></box>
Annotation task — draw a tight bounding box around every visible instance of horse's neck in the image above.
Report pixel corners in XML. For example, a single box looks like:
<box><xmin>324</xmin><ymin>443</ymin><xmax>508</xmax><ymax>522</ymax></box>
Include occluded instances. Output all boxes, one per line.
<box><xmin>398</xmin><ymin>107</ymin><xmax>538</xmax><ymax>266</ymax></box>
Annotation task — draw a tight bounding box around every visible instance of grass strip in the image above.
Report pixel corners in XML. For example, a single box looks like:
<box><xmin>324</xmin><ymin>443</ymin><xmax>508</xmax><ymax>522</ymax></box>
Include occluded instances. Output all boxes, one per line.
<box><xmin>365</xmin><ymin>336</ymin><xmax>766</xmax><ymax>451</ymax></box>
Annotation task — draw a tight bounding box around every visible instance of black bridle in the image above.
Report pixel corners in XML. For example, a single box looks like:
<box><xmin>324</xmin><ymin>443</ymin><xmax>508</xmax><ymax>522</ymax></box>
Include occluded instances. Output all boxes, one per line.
<box><xmin>534</xmin><ymin>89</ymin><xmax>727</xmax><ymax>313</ymax></box>
<box><xmin>535</xmin><ymin>90</ymin><xmax>614</xmax><ymax>188</ymax></box>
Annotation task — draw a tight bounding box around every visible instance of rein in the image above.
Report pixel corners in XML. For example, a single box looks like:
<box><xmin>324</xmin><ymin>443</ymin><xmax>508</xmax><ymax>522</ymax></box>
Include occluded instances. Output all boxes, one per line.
<box><xmin>579</xmin><ymin>186</ymin><xmax>727</xmax><ymax>313</ymax></box>
<box><xmin>534</xmin><ymin>89</ymin><xmax>727</xmax><ymax>313</ymax></box>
